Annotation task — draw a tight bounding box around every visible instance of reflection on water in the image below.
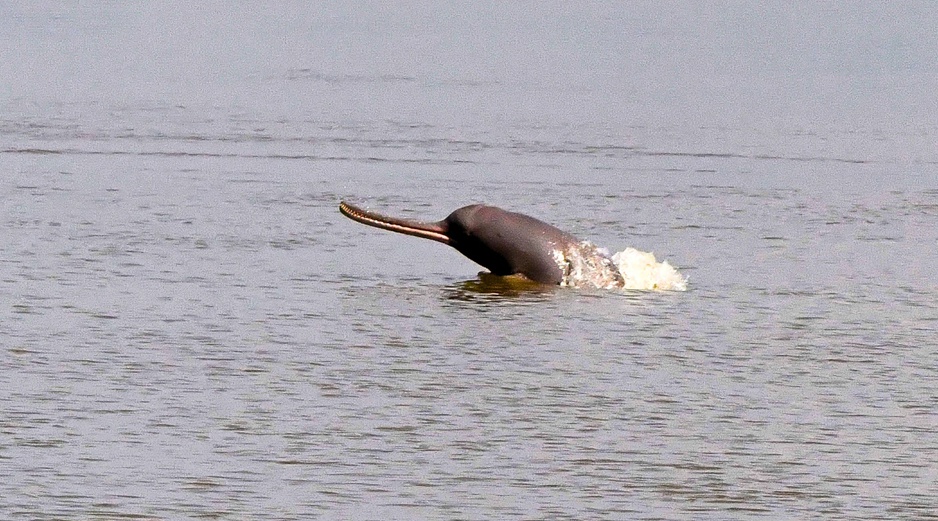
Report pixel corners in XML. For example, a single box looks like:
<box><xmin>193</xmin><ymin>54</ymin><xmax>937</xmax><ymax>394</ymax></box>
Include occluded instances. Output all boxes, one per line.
<box><xmin>445</xmin><ymin>273</ymin><xmax>558</xmax><ymax>301</ymax></box>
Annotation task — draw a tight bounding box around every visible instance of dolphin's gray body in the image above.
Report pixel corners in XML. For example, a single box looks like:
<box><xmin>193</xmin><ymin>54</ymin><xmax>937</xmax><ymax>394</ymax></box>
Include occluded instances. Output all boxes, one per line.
<box><xmin>339</xmin><ymin>201</ymin><xmax>580</xmax><ymax>284</ymax></box>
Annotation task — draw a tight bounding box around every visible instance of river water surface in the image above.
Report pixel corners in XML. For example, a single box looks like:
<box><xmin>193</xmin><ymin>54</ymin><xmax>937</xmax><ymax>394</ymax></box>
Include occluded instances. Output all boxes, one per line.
<box><xmin>3</xmin><ymin>3</ymin><xmax>938</xmax><ymax>520</ymax></box>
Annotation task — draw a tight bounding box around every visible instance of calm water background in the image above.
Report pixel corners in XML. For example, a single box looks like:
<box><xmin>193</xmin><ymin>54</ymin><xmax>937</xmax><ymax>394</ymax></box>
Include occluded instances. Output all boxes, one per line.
<box><xmin>3</xmin><ymin>3</ymin><xmax>938</xmax><ymax>520</ymax></box>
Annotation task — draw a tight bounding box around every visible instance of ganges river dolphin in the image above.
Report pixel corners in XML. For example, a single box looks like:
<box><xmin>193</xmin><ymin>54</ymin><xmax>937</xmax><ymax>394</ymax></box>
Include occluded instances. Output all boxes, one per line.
<box><xmin>339</xmin><ymin>201</ymin><xmax>581</xmax><ymax>284</ymax></box>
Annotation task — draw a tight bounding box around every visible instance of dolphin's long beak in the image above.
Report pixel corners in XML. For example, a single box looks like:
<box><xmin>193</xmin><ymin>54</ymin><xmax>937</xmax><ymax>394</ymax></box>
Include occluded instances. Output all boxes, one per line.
<box><xmin>339</xmin><ymin>201</ymin><xmax>451</xmax><ymax>245</ymax></box>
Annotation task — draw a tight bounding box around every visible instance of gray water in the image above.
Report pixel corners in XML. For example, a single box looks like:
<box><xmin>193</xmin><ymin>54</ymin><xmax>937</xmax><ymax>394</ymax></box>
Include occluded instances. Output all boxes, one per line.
<box><xmin>3</xmin><ymin>3</ymin><xmax>938</xmax><ymax>520</ymax></box>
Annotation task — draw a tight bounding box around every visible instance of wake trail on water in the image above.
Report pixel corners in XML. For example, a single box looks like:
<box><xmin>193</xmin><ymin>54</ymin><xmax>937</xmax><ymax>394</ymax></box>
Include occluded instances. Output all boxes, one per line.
<box><xmin>552</xmin><ymin>241</ymin><xmax>687</xmax><ymax>291</ymax></box>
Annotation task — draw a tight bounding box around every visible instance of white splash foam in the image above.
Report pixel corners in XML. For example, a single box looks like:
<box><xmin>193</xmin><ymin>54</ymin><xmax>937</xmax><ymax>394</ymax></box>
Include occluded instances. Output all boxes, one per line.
<box><xmin>553</xmin><ymin>242</ymin><xmax>687</xmax><ymax>291</ymax></box>
<box><xmin>611</xmin><ymin>247</ymin><xmax>688</xmax><ymax>291</ymax></box>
